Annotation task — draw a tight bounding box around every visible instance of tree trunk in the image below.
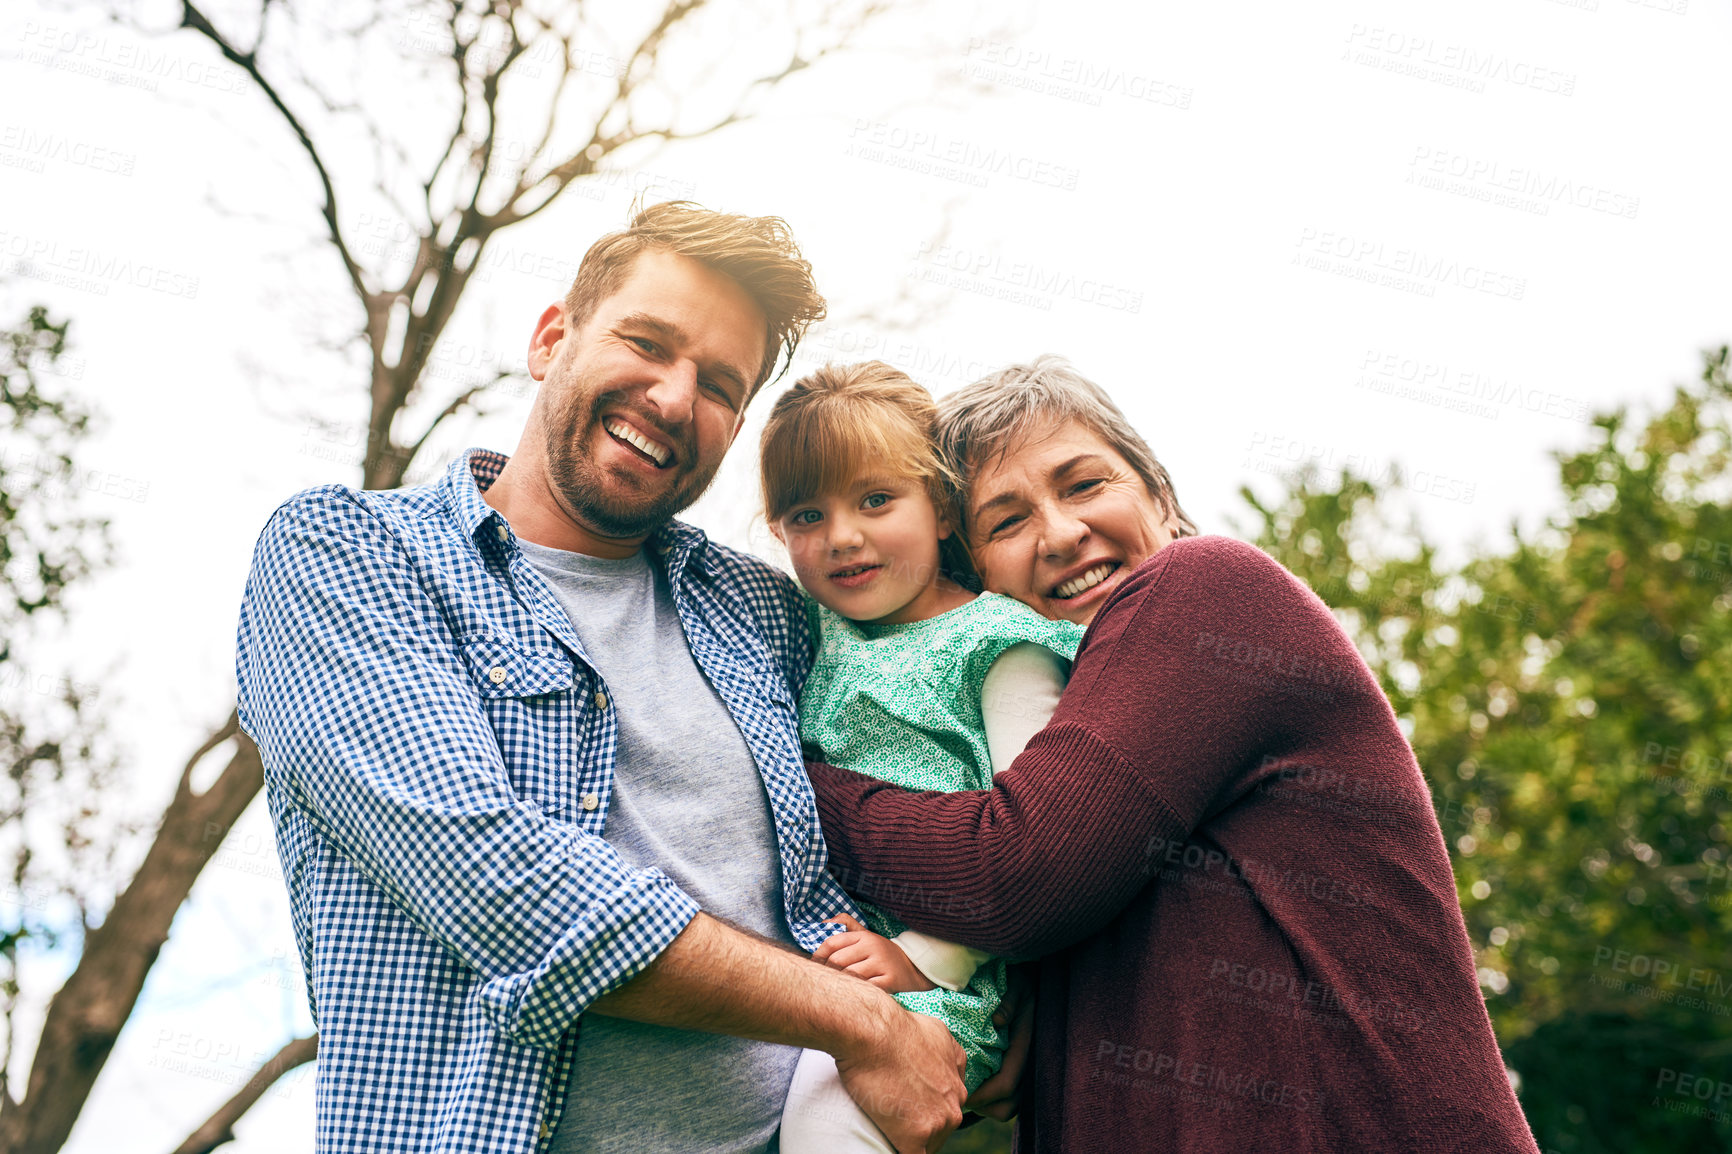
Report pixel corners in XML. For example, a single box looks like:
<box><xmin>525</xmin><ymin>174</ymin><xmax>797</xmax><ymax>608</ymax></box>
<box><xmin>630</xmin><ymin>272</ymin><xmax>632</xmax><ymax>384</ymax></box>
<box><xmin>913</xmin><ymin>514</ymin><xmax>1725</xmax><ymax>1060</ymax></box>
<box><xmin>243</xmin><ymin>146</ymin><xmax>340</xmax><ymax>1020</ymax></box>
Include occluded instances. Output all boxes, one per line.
<box><xmin>0</xmin><ymin>713</ymin><xmax>264</xmax><ymax>1154</ymax></box>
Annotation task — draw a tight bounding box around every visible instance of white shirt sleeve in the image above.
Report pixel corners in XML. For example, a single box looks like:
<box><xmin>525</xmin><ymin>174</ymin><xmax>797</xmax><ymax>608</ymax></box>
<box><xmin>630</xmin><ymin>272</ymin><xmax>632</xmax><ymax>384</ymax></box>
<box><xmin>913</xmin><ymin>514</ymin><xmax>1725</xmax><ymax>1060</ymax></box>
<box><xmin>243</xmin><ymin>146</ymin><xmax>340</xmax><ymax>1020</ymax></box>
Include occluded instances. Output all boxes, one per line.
<box><xmin>891</xmin><ymin>928</ymin><xmax>993</xmax><ymax>993</ymax></box>
<box><xmin>893</xmin><ymin>641</ymin><xmax>1072</xmax><ymax>992</ymax></box>
<box><xmin>981</xmin><ymin>640</ymin><xmax>1071</xmax><ymax>777</ymax></box>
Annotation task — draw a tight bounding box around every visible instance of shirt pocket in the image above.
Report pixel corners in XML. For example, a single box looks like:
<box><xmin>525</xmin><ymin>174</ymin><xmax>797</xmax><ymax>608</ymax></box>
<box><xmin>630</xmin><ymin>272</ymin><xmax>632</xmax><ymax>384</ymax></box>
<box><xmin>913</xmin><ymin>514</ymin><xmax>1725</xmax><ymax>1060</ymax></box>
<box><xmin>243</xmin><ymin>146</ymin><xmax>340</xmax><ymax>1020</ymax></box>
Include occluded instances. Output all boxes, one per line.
<box><xmin>460</xmin><ymin>630</ymin><xmax>579</xmax><ymax>816</ymax></box>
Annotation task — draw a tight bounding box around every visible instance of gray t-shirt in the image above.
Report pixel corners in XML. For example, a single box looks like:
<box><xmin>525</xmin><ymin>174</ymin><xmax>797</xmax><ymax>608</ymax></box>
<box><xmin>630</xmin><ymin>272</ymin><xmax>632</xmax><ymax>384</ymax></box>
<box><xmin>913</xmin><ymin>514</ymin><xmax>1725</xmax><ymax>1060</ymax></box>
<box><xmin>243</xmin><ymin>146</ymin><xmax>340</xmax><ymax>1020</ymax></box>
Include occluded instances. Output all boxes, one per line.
<box><xmin>516</xmin><ymin>539</ymin><xmax>799</xmax><ymax>1154</ymax></box>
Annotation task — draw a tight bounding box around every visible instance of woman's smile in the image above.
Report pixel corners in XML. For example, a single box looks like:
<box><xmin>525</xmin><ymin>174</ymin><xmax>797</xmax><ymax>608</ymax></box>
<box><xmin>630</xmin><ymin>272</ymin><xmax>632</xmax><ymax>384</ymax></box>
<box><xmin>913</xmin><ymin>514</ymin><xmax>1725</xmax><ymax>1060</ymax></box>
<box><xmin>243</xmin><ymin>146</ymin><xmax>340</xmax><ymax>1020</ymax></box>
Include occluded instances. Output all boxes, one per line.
<box><xmin>968</xmin><ymin>420</ymin><xmax>1177</xmax><ymax>626</ymax></box>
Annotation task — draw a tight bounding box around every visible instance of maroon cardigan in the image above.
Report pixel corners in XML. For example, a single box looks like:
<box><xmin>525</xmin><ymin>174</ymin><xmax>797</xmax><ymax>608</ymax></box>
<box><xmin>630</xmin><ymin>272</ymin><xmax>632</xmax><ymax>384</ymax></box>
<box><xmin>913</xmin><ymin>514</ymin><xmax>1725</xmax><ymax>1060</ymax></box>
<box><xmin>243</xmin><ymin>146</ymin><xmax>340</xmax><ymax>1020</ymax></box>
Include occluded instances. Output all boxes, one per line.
<box><xmin>808</xmin><ymin>536</ymin><xmax>1538</xmax><ymax>1153</ymax></box>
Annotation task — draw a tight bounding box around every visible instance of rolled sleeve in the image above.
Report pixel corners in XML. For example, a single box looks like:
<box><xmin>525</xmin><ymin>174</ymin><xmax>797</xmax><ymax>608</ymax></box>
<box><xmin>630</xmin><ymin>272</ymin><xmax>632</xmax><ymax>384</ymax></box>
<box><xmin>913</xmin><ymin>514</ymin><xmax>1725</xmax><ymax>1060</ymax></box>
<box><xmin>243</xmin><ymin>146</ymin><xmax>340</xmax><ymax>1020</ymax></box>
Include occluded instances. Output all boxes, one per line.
<box><xmin>236</xmin><ymin>488</ymin><xmax>699</xmax><ymax>1048</ymax></box>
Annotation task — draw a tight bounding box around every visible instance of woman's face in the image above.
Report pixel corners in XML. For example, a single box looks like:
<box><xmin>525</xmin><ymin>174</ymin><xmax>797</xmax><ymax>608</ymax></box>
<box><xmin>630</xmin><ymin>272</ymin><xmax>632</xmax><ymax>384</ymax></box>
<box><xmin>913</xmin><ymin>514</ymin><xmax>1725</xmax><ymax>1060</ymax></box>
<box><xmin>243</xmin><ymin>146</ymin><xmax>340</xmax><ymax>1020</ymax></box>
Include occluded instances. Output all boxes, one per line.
<box><xmin>966</xmin><ymin>419</ymin><xmax>1178</xmax><ymax>625</ymax></box>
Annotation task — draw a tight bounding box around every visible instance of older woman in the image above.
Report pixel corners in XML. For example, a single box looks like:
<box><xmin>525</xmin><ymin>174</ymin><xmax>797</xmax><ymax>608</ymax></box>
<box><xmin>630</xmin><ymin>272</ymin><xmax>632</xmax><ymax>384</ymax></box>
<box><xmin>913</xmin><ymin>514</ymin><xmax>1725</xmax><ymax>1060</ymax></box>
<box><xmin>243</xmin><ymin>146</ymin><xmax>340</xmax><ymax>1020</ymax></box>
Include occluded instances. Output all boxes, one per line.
<box><xmin>807</xmin><ymin>357</ymin><xmax>1539</xmax><ymax>1153</ymax></box>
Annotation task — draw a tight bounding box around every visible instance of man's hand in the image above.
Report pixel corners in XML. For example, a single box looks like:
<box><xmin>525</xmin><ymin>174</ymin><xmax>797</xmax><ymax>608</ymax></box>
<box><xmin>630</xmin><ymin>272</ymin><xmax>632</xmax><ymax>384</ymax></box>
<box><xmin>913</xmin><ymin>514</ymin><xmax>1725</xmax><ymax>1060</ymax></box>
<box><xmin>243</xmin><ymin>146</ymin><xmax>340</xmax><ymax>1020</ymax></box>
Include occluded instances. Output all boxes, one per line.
<box><xmin>815</xmin><ymin>912</ymin><xmax>937</xmax><ymax>994</ymax></box>
<box><xmin>833</xmin><ymin>999</ymin><xmax>967</xmax><ymax>1153</ymax></box>
<box><xmin>591</xmin><ymin>913</ymin><xmax>962</xmax><ymax>1151</ymax></box>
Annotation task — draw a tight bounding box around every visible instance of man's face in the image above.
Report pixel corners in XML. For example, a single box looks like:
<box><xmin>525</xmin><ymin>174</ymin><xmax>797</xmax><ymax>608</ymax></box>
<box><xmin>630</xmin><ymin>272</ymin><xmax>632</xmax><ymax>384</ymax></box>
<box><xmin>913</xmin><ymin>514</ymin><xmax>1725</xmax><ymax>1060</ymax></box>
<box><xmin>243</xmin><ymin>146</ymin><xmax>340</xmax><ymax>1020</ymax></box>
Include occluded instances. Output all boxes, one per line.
<box><xmin>529</xmin><ymin>249</ymin><xmax>768</xmax><ymax>540</ymax></box>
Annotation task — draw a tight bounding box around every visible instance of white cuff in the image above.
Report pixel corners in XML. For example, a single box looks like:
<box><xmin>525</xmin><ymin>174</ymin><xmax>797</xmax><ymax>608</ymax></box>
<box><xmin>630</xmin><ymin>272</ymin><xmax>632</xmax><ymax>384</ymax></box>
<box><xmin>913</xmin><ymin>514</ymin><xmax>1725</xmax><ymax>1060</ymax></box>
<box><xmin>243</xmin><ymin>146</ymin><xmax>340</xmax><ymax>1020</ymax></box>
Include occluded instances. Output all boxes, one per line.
<box><xmin>892</xmin><ymin>929</ymin><xmax>992</xmax><ymax>993</ymax></box>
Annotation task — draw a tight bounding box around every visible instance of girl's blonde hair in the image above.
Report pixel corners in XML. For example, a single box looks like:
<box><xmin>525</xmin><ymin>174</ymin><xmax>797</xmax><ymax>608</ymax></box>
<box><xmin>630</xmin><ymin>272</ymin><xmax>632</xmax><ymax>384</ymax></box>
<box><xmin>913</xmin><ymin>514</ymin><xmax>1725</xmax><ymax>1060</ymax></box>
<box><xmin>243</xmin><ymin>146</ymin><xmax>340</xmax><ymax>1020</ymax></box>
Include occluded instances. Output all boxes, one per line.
<box><xmin>760</xmin><ymin>361</ymin><xmax>979</xmax><ymax>589</ymax></box>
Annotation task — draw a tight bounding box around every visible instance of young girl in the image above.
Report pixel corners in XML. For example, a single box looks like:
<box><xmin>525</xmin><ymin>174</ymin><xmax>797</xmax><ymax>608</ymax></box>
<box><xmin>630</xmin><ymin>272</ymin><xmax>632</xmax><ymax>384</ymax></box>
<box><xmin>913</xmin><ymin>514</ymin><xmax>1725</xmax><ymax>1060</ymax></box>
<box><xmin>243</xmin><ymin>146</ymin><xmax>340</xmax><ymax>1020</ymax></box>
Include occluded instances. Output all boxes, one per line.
<box><xmin>761</xmin><ymin>362</ymin><xmax>1085</xmax><ymax>1152</ymax></box>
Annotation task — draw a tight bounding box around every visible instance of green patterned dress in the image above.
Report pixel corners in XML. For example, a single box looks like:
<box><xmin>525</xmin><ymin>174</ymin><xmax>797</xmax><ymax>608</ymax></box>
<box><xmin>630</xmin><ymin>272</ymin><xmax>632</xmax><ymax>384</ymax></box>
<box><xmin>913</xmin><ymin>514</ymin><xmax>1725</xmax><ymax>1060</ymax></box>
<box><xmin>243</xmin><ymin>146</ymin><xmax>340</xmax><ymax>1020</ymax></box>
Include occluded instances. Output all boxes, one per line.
<box><xmin>801</xmin><ymin>592</ymin><xmax>1085</xmax><ymax>1091</ymax></box>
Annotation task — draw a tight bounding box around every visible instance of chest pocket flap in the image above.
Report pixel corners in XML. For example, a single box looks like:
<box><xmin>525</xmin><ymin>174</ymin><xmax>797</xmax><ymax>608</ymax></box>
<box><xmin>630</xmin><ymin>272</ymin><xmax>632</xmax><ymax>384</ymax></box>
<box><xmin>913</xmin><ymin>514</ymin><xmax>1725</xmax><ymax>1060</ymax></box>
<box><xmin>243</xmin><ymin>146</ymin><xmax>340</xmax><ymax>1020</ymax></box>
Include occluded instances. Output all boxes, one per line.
<box><xmin>461</xmin><ymin>631</ymin><xmax>576</xmax><ymax>699</ymax></box>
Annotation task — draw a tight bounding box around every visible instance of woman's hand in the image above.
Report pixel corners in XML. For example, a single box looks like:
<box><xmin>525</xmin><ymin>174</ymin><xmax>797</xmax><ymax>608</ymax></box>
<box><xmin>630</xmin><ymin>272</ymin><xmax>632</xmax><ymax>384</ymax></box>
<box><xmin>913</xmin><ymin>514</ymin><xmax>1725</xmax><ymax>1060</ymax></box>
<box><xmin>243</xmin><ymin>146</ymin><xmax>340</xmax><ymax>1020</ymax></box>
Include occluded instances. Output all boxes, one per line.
<box><xmin>963</xmin><ymin>962</ymin><xmax>1035</xmax><ymax>1122</ymax></box>
<box><xmin>815</xmin><ymin>912</ymin><xmax>937</xmax><ymax>994</ymax></box>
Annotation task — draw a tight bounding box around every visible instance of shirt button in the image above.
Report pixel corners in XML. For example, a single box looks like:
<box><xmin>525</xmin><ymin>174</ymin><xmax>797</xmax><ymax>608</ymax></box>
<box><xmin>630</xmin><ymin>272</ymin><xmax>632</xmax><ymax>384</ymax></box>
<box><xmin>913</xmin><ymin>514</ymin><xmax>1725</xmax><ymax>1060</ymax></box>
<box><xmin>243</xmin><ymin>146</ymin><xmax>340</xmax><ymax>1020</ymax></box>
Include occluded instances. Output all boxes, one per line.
<box><xmin>495</xmin><ymin>524</ymin><xmax>508</xmax><ymax>542</ymax></box>
<box><xmin>581</xmin><ymin>792</ymin><xmax>600</xmax><ymax>811</ymax></box>
<box><xmin>593</xmin><ymin>690</ymin><xmax>609</xmax><ymax>710</ymax></box>
<box><xmin>539</xmin><ymin>1119</ymin><xmax>553</xmax><ymax>1140</ymax></box>
<box><xmin>488</xmin><ymin>666</ymin><xmax>507</xmax><ymax>685</ymax></box>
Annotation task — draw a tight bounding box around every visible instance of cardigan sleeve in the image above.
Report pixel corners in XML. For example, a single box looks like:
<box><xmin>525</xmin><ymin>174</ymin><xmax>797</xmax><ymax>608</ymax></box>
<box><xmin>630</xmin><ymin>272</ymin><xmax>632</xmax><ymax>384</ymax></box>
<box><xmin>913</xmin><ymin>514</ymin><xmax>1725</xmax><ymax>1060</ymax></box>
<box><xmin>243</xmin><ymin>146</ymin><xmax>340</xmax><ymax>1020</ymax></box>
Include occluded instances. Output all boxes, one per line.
<box><xmin>885</xmin><ymin>641</ymin><xmax>1070</xmax><ymax>991</ymax></box>
<box><xmin>810</xmin><ymin>536</ymin><xmax>1364</xmax><ymax>959</ymax></box>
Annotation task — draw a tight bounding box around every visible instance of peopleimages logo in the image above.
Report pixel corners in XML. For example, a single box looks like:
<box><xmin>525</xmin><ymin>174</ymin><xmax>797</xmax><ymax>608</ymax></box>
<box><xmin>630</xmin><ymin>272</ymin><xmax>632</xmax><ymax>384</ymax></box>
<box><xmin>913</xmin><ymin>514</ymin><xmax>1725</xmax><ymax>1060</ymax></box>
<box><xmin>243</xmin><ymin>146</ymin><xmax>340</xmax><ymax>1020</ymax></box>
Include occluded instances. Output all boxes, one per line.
<box><xmin>1204</xmin><ymin>956</ymin><xmax>1430</xmax><ymax>1032</ymax></box>
<box><xmin>848</xmin><ymin>121</ymin><xmax>1082</xmax><ymax>191</ymax></box>
<box><xmin>1241</xmin><ymin>430</ymin><xmax>1480</xmax><ymax>506</ymax></box>
<box><xmin>0</xmin><ymin>232</ymin><xmax>200</xmax><ymax>299</ymax></box>
<box><xmin>1407</xmin><ymin>147</ymin><xmax>1640</xmax><ymax>220</ymax></box>
<box><xmin>962</xmin><ymin>39</ymin><xmax>1194</xmax><ymax>110</ymax></box>
<box><xmin>911</xmin><ymin>242</ymin><xmax>1142</xmax><ymax>313</ymax></box>
<box><xmin>1354</xmin><ymin>348</ymin><xmax>1592</xmax><ymax>425</ymax></box>
<box><xmin>1140</xmin><ymin>833</ymin><xmax>1373</xmax><ymax>908</ymax></box>
<box><xmin>0</xmin><ymin>125</ymin><xmax>136</xmax><ymax>175</ymax></box>
<box><xmin>18</xmin><ymin>22</ymin><xmax>251</xmax><ymax>94</ymax></box>
<box><xmin>1293</xmin><ymin>228</ymin><xmax>1526</xmax><ymax>301</ymax></box>
<box><xmin>1590</xmin><ymin>946</ymin><xmax>1732</xmax><ymax>1015</ymax></box>
<box><xmin>1342</xmin><ymin>25</ymin><xmax>1577</xmax><ymax>96</ymax></box>
<box><xmin>1091</xmin><ymin>1040</ymin><xmax>1326</xmax><ymax>1113</ymax></box>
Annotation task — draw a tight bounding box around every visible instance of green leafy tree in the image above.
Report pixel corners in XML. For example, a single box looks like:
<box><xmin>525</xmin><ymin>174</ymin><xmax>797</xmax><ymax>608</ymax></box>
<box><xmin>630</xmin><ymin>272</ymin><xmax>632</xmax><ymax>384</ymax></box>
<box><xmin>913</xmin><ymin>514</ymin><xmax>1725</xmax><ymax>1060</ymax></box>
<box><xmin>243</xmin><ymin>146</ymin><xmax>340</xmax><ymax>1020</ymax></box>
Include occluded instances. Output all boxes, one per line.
<box><xmin>1243</xmin><ymin>348</ymin><xmax>1732</xmax><ymax>1153</ymax></box>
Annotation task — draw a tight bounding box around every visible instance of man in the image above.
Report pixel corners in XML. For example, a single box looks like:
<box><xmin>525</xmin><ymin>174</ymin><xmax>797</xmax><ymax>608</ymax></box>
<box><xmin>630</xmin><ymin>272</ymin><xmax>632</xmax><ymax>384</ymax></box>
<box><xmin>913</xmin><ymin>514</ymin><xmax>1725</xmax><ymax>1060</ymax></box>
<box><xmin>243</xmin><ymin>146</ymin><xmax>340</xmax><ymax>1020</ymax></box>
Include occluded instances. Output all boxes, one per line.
<box><xmin>235</xmin><ymin>202</ymin><xmax>964</xmax><ymax>1153</ymax></box>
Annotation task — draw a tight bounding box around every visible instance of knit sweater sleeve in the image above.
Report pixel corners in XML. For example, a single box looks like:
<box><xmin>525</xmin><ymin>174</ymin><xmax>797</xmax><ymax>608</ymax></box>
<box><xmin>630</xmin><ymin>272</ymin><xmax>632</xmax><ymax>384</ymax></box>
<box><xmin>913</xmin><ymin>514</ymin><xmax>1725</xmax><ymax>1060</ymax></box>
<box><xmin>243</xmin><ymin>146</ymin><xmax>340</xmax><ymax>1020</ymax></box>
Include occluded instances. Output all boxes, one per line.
<box><xmin>810</xmin><ymin>536</ymin><xmax>1359</xmax><ymax>959</ymax></box>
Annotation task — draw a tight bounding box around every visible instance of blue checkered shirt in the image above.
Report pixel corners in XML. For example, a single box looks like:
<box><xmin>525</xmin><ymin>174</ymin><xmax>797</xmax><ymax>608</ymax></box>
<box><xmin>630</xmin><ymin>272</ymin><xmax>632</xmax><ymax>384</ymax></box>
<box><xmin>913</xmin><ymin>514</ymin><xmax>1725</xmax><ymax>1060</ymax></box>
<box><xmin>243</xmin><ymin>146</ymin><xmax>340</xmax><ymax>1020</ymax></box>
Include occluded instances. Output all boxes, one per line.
<box><xmin>235</xmin><ymin>448</ymin><xmax>855</xmax><ymax>1152</ymax></box>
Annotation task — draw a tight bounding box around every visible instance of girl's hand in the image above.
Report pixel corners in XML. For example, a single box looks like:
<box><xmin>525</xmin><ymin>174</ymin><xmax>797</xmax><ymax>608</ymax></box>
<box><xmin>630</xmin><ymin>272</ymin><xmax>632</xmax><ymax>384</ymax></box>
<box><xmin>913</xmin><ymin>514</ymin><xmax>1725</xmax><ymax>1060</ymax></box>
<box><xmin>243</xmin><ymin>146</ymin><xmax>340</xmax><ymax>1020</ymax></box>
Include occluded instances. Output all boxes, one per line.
<box><xmin>815</xmin><ymin>912</ymin><xmax>937</xmax><ymax>994</ymax></box>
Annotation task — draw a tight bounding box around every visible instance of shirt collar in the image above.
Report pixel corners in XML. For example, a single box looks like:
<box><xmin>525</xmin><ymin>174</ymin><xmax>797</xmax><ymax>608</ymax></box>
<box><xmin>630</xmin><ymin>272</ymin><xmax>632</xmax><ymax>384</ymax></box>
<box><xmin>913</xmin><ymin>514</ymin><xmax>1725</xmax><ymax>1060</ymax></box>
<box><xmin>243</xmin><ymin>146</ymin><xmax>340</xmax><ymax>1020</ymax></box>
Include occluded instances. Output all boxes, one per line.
<box><xmin>444</xmin><ymin>447</ymin><xmax>713</xmax><ymax>579</ymax></box>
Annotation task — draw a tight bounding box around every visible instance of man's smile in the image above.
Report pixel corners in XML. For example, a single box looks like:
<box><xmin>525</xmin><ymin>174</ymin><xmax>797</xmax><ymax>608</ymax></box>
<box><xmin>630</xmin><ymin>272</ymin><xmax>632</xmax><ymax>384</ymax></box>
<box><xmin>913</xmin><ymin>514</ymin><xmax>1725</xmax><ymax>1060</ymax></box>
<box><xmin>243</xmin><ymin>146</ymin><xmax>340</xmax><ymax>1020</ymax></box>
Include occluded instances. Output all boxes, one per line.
<box><xmin>603</xmin><ymin>416</ymin><xmax>675</xmax><ymax>468</ymax></box>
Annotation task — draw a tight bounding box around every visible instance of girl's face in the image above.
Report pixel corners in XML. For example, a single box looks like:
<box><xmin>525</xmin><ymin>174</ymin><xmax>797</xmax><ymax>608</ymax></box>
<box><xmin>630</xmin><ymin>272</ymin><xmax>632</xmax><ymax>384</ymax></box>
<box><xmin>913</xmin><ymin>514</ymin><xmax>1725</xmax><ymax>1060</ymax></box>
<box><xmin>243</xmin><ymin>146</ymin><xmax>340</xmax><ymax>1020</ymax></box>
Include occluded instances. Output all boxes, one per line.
<box><xmin>777</xmin><ymin>473</ymin><xmax>968</xmax><ymax>626</ymax></box>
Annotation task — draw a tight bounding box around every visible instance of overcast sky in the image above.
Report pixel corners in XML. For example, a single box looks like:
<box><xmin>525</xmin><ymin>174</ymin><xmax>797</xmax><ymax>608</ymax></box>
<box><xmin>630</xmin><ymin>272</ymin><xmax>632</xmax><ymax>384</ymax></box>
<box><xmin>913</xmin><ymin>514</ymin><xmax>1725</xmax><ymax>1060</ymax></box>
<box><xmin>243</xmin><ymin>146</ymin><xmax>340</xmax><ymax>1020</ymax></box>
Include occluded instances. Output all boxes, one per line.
<box><xmin>3</xmin><ymin>0</ymin><xmax>1728</xmax><ymax>1147</ymax></box>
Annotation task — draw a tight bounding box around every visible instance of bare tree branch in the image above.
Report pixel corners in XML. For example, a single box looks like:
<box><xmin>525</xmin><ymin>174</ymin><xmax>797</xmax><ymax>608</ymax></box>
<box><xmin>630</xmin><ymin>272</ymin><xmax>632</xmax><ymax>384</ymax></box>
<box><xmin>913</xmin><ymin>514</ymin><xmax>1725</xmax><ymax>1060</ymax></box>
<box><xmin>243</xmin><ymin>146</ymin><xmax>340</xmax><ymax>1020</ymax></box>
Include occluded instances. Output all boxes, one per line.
<box><xmin>487</xmin><ymin>0</ymin><xmax>709</xmax><ymax>228</ymax></box>
<box><xmin>404</xmin><ymin>368</ymin><xmax>522</xmax><ymax>464</ymax></box>
<box><xmin>493</xmin><ymin>0</ymin><xmax>889</xmax><ymax>230</ymax></box>
<box><xmin>422</xmin><ymin>3</ymin><xmax>477</xmax><ymax>217</ymax></box>
<box><xmin>171</xmin><ymin>1034</ymin><xmax>317</xmax><ymax>1154</ymax></box>
<box><xmin>177</xmin><ymin>1</ymin><xmax>376</xmax><ymax>318</ymax></box>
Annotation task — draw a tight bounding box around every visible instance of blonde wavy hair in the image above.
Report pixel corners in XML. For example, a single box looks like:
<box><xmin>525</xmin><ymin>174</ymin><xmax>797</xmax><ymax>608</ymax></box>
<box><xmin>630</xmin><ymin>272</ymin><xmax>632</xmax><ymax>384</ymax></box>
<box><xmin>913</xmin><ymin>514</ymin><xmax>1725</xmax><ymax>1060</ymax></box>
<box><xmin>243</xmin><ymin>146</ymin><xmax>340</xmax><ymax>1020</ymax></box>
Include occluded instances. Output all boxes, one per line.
<box><xmin>760</xmin><ymin>361</ymin><xmax>979</xmax><ymax>589</ymax></box>
<box><xmin>564</xmin><ymin>200</ymin><xmax>827</xmax><ymax>393</ymax></box>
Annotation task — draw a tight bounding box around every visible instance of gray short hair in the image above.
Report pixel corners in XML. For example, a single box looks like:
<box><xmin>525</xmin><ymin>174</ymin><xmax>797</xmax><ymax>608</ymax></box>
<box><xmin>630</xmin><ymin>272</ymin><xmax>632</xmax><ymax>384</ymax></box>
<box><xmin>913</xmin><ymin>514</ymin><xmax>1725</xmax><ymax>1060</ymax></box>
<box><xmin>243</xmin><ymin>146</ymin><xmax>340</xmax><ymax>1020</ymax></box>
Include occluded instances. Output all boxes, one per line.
<box><xmin>935</xmin><ymin>354</ymin><xmax>1197</xmax><ymax>539</ymax></box>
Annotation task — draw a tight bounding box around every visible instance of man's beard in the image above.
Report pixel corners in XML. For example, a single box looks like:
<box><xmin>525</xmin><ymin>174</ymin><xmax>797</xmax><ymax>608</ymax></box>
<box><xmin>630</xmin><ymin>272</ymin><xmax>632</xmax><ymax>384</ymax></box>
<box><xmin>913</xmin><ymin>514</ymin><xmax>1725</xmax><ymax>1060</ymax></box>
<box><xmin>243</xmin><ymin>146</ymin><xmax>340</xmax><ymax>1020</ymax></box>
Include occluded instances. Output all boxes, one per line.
<box><xmin>542</xmin><ymin>372</ymin><xmax>719</xmax><ymax>540</ymax></box>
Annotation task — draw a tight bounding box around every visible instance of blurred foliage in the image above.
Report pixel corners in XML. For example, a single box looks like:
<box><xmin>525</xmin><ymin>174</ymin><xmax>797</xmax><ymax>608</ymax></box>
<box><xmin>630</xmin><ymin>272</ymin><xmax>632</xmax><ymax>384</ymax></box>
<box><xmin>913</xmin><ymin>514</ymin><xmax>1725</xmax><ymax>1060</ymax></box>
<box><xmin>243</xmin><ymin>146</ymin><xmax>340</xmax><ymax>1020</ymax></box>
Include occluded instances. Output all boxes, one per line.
<box><xmin>1241</xmin><ymin>346</ymin><xmax>1732</xmax><ymax>1152</ymax></box>
<box><xmin>0</xmin><ymin>302</ymin><xmax>120</xmax><ymax>1095</ymax></box>
<box><xmin>0</xmin><ymin>306</ymin><xmax>106</xmax><ymax>631</ymax></box>
<box><xmin>941</xmin><ymin>1117</ymin><xmax>1014</xmax><ymax>1152</ymax></box>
